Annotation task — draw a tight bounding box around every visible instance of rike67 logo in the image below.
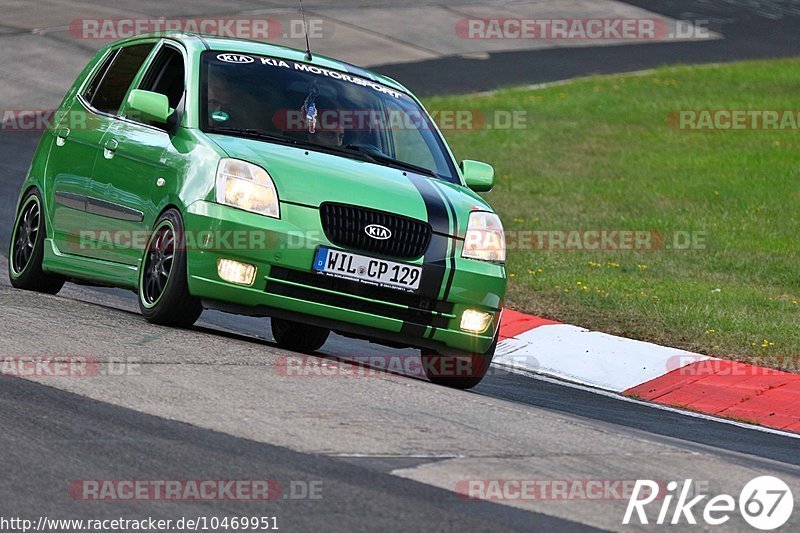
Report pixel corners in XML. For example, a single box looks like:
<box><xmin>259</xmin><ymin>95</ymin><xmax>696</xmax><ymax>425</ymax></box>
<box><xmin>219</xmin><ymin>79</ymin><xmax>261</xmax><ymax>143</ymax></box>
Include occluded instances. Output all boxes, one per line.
<box><xmin>623</xmin><ymin>476</ymin><xmax>793</xmax><ymax>530</ymax></box>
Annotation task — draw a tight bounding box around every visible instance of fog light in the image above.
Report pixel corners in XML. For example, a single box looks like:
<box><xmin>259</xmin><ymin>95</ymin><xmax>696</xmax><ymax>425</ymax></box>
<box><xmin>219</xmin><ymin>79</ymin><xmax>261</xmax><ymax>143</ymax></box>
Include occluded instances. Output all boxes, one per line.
<box><xmin>217</xmin><ymin>258</ymin><xmax>256</xmax><ymax>286</ymax></box>
<box><xmin>460</xmin><ymin>309</ymin><xmax>492</xmax><ymax>333</ymax></box>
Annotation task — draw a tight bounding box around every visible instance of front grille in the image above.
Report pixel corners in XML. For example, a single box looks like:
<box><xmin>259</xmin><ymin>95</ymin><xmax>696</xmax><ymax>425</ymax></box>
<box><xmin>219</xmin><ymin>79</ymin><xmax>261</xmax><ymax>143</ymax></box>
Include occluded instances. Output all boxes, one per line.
<box><xmin>320</xmin><ymin>203</ymin><xmax>432</xmax><ymax>259</ymax></box>
<box><xmin>266</xmin><ymin>267</ymin><xmax>453</xmax><ymax>330</ymax></box>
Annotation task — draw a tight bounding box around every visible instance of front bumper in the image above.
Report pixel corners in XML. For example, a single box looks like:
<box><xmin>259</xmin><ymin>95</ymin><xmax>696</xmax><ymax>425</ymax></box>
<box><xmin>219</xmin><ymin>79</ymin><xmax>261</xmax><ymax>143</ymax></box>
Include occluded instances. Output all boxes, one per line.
<box><xmin>184</xmin><ymin>200</ymin><xmax>506</xmax><ymax>354</ymax></box>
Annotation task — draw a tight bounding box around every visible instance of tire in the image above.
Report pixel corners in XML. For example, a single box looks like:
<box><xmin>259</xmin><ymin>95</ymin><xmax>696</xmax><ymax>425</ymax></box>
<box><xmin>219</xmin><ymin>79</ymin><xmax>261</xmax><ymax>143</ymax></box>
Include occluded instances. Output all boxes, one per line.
<box><xmin>138</xmin><ymin>208</ymin><xmax>202</xmax><ymax>327</ymax></box>
<box><xmin>8</xmin><ymin>188</ymin><xmax>65</xmax><ymax>294</ymax></box>
<box><xmin>421</xmin><ymin>333</ymin><xmax>498</xmax><ymax>390</ymax></box>
<box><xmin>271</xmin><ymin>317</ymin><xmax>330</xmax><ymax>353</ymax></box>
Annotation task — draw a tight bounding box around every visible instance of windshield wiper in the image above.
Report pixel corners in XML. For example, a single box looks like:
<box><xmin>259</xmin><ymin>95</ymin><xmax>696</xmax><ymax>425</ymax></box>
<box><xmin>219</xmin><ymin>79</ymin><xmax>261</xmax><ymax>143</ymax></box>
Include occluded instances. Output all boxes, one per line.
<box><xmin>209</xmin><ymin>128</ymin><xmax>372</xmax><ymax>161</ymax></box>
<box><xmin>344</xmin><ymin>144</ymin><xmax>440</xmax><ymax>179</ymax></box>
<box><xmin>208</xmin><ymin>127</ymin><xmax>305</xmax><ymax>147</ymax></box>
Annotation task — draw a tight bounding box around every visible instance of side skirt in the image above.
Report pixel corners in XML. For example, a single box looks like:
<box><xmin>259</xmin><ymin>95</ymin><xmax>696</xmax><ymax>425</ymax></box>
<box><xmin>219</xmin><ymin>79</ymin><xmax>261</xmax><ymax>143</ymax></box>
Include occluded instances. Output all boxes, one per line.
<box><xmin>42</xmin><ymin>238</ymin><xmax>139</xmax><ymax>289</ymax></box>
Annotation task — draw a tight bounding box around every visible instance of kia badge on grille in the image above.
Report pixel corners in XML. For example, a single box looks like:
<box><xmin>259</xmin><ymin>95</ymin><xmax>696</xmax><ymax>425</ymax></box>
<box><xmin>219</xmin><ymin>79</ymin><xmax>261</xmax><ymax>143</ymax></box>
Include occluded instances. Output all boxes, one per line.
<box><xmin>365</xmin><ymin>224</ymin><xmax>392</xmax><ymax>240</ymax></box>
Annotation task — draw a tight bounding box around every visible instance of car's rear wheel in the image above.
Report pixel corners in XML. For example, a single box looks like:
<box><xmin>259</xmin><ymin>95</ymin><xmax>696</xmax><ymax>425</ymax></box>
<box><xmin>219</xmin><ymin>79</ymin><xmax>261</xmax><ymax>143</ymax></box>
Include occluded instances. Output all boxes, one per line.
<box><xmin>271</xmin><ymin>317</ymin><xmax>330</xmax><ymax>353</ymax></box>
<box><xmin>138</xmin><ymin>208</ymin><xmax>202</xmax><ymax>327</ymax></box>
<box><xmin>8</xmin><ymin>188</ymin><xmax>65</xmax><ymax>294</ymax></box>
<box><xmin>421</xmin><ymin>333</ymin><xmax>498</xmax><ymax>390</ymax></box>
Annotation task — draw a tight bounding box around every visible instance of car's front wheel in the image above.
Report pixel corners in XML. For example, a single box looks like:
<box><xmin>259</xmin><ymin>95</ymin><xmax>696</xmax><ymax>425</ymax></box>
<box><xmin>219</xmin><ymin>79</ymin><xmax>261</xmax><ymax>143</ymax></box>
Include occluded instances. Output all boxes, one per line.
<box><xmin>421</xmin><ymin>333</ymin><xmax>498</xmax><ymax>390</ymax></box>
<box><xmin>8</xmin><ymin>188</ymin><xmax>65</xmax><ymax>294</ymax></box>
<box><xmin>271</xmin><ymin>317</ymin><xmax>330</xmax><ymax>353</ymax></box>
<box><xmin>138</xmin><ymin>208</ymin><xmax>202</xmax><ymax>328</ymax></box>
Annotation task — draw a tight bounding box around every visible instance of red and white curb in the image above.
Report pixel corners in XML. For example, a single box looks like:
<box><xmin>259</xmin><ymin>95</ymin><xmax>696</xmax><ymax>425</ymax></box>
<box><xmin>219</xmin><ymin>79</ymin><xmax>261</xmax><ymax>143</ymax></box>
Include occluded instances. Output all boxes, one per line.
<box><xmin>496</xmin><ymin>310</ymin><xmax>800</xmax><ymax>433</ymax></box>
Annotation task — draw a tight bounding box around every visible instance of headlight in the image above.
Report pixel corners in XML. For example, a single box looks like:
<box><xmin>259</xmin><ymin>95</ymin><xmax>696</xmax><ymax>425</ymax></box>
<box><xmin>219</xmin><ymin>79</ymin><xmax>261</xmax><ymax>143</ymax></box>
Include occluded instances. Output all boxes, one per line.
<box><xmin>462</xmin><ymin>211</ymin><xmax>505</xmax><ymax>262</ymax></box>
<box><xmin>215</xmin><ymin>158</ymin><xmax>279</xmax><ymax>218</ymax></box>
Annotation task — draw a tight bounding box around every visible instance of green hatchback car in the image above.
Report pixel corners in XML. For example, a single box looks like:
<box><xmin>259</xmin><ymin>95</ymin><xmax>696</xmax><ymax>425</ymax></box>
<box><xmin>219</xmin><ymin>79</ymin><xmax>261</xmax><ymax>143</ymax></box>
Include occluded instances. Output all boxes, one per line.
<box><xmin>8</xmin><ymin>33</ymin><xmax>506</xmax><ymax>388</ymax></box>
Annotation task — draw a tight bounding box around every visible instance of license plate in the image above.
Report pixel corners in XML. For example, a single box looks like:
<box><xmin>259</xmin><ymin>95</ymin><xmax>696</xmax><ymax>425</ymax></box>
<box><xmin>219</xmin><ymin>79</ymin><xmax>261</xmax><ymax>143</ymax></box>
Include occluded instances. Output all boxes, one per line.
<box><xmin>313</xmin><ymin>247</ymin><xmax>422</xmax><ymax>292</ymax></box>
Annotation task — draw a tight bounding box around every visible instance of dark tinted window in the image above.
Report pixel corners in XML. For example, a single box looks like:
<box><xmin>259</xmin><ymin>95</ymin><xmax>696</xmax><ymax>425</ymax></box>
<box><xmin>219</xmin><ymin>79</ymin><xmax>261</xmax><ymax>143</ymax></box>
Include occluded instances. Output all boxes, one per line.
<box><xmin>200</xmin><ymin>52</ymin><xmax>457</xmax><ymax>182</ymax></box>
<box><xmin>139</xmin><ymin>46</ymin><xmax>185</xmax><ymax>110</ymax></box>
<box><xmin>84</xmin><ymin>43</ymin><xmax>154</xmax><ymax>114</ymax></box>
<box><xmin>82</xmin><ymin>52</ymin><xmax>115</xmax><ymax>105</ymax></box>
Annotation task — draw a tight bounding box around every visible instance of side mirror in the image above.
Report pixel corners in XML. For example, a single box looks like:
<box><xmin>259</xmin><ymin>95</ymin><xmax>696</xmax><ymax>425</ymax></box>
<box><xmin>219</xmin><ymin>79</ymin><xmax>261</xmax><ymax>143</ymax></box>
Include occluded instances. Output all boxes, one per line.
<box><xmin>461</xmin><ymin>160</ymin><xmax>494</xmax><ymax>192</ymax></box>
<box><xmin>126</xmin><ymin>89</ymin><xmax>173</xmax><ymax>125</ymax></box>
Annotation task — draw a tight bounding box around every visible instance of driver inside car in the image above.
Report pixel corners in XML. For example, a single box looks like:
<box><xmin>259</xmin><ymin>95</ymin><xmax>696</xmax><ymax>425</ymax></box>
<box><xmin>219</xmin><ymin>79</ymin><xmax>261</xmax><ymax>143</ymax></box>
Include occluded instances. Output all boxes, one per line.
<box><xmin>299</xmin><ymin>90</ymin><xmax>347</xmax><ymax>148</ymax></box>
<box><xmin>310</xmin><ymin>121</ymin><xmax>346</xmax><ymax>148</ymax></box>
<box><xmin>207</xmin><ymin>75</ymin><xmax>266</xmax><ymax>130</ymax></box>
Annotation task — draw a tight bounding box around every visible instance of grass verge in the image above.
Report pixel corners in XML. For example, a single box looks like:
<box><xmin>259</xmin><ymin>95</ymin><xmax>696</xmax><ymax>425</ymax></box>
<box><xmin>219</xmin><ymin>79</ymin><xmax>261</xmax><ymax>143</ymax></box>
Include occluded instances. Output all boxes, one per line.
<box><xmin>426</xmin><ymin>59</ymin><xmax>799</xmax><ymax>368</ymax></box>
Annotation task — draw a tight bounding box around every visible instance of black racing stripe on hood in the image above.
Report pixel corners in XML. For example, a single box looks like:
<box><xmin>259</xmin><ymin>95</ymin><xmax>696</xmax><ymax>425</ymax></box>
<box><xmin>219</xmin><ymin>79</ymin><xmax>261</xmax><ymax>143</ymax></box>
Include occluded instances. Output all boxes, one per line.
<box><xmin>405</xmin><ymin>173</ymin><xmax>450</xmax><ymax>235</ymax></box>
<box><xmin>424</xmin><ymin>180</ymin><xmax>460</xmax><ymax>342</ymax></box>
<box><xmin>432</xmin><ymin>180</ymin><xmax>459</xmax><ymax>303</ymax></box>
<box><xmin>402</xmin><ymin>173</ymin><xmax>451</xmax><ymax>339</ymax></box>
<box><xmin>405</xmin><ymin>173</ymin><xmax>449</xmax><ymax>298</ymax></box>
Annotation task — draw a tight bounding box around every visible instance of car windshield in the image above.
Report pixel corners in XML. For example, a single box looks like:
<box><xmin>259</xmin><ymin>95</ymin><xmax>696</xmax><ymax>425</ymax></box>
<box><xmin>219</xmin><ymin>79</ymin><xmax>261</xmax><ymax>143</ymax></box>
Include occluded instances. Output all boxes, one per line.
<box><xmin>200</xmin><ymin>51</ymin><xmax>458</xmax><ymax>183</ymax></box>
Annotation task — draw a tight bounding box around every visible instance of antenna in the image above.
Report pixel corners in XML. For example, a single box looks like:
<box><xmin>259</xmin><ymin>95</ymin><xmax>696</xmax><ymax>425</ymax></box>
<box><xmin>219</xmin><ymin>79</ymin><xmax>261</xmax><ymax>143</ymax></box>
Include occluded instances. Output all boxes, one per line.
<box><xmin>299</xmin><ymin>0</ymin><xmax>313</xmax><ymax>61</ymax></box>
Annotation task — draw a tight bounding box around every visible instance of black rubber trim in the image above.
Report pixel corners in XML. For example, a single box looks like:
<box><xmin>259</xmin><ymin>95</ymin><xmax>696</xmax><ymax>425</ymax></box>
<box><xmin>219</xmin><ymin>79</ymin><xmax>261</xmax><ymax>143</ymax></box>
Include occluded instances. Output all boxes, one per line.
<box><xmin>86</xmin><ymin>196</ymin><xmax>144</xmax><ymax>222</ymax></box>
<box><xmin>54</xmin><ymin>191</ymin><xmax>86</xmax><ymax>212</ymax></box>
<box><xmin>280</xmin><ymin>199</ymin><xmax>317</xmax><ymax>210</ymax></box>
<box><xmin>200</xmin><ymin>298</ymin><xmax>450</xmax><ymax>352</ymax></box>
<box><xmin>54</xmin><ymin>191</ymin><xmax>144</xmax><ymax>222</ymax></box>
<box><xmin>196</xmin><ymin>35</ymin><xmax>211</xmax><ymax>50</ymax></box>
<box><xmin>269</xmin><ymin>266</ymin><xmax>454</xmax><ymax>314</ymax></box>
<box><xmin>265</xmin><ymin>281</ymin><xmax>450</xmax><ymax>330</ymax></box>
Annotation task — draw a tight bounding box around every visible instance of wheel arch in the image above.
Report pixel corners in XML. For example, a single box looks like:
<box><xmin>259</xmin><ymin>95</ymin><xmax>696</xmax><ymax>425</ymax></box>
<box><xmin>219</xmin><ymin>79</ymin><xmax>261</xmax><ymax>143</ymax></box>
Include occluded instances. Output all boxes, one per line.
<box><xmin>14</xmin><ymin>183</ymin><xmax>52</xmax><ymax>240</ymax></box>
<box><xmin>152</xmin><ymin>201</ymin><xmax>185</xmax><ymax>225</ymax></box>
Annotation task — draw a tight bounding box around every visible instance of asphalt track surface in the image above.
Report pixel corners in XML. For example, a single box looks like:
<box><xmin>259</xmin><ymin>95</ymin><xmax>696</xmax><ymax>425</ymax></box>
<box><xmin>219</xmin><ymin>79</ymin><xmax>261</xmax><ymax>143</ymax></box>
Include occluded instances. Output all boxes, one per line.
<box><xmin>2</xmin><ymin>2</ymin><xmax>800</xmax><ymax>531</ymax></box>
<box><xmin>1</xmin><ymin>375</ymin><xmax>586</xmax><ymax>532</ymax></box>
<box><xmin>378</xmin><ymin>0</ymin><xmax>800</xmax><ymax>95</ymax></box>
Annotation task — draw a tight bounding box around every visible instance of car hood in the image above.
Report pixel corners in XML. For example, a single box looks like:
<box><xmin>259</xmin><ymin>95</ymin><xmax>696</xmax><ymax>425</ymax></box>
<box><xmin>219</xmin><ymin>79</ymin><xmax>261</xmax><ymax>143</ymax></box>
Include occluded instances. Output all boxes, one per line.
<box><xmin>208</xmin><ymin>134</ymin><xmax>493</xmax><ymax>238</ymax></box>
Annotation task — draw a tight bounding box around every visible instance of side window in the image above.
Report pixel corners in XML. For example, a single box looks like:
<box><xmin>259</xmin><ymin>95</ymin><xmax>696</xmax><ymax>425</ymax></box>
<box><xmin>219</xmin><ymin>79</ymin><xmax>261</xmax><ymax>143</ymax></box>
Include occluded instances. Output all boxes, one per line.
<box><xmin>139</xmin><ymin>45</ymin><xmax>185</xmax><ymax>111</ymax></box>
<box><xmin>383</xmin><ymin>99</ymin><xmax>439</xmax><ymax>171</ymax></box>
<box><xmin>83</xmin><ymin>43</ymin><xmax>154</xmax><ymax>115</ymax></box>
<box><xmin>82</xmin><ymin>51</ymin><xmax>115</xmax><ymax>105</ymax></box>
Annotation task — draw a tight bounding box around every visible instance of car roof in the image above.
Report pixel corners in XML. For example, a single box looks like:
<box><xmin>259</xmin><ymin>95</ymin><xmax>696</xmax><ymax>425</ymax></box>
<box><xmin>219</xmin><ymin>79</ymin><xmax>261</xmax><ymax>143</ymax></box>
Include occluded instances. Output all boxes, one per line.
<box><xmin>120</xmin><ymin>32</ymin><xmax>411</xmax><ymax>95</ymax></box>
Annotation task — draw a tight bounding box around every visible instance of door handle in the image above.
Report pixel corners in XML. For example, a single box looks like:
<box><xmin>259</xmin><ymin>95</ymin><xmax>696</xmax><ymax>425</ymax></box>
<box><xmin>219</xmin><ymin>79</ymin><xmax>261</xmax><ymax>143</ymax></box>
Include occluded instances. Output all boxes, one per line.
<box><xmin>103</xmin><ymin>138</ymin><xmax>118</xmax><ymax>160</ymax></box>
<box><xmin>56</xmin><ymin>127</ymin><xmax>70</xmax><ymax>147</ymax></box>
